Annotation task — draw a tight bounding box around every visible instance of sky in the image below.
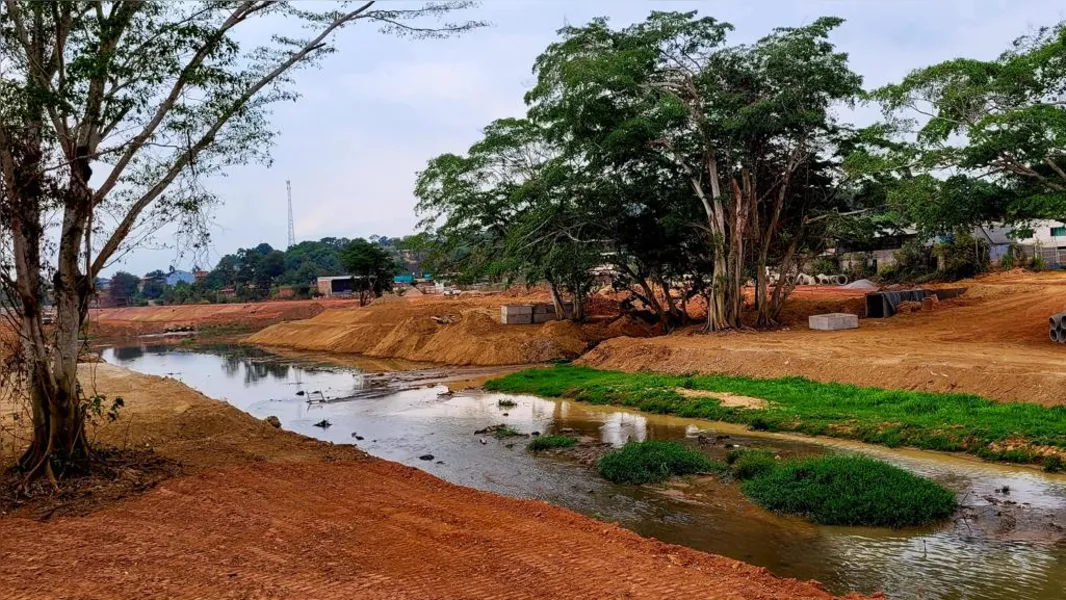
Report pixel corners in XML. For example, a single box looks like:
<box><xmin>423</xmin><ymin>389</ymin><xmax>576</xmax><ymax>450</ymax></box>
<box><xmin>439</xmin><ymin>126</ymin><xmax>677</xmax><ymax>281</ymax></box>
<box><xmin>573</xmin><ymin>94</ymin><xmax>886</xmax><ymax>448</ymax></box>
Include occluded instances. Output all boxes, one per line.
<box><xmin>108</xmin><ymin>0</ymin><xmax>1066</xmax><ymax>276</ymax></box>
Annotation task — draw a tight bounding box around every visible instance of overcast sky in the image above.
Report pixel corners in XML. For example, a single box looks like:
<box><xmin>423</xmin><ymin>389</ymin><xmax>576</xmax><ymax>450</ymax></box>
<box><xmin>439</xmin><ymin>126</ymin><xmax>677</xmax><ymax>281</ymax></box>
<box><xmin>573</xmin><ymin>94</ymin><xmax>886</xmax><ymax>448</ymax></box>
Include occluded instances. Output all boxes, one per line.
<box><xmin>108</xmin><ymin>0</ymin><xmax>1066</xmax><ymax>276</ymax></box>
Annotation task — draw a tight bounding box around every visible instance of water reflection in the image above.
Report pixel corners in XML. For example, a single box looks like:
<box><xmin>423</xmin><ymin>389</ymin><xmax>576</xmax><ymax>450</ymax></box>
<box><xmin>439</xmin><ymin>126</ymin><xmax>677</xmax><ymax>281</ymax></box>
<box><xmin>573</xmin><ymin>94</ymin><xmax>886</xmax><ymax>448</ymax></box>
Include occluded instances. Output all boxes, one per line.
<box><xmin>101</xmin><ymin>344</ymin><xmax>1066</xmax><ymax>600</ymax></box>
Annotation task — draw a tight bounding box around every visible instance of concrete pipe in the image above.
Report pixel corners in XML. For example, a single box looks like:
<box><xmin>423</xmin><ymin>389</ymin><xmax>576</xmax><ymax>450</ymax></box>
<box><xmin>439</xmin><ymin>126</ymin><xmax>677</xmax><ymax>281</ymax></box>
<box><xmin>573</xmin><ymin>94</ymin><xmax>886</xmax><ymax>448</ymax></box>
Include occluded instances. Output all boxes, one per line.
<box><xmin>1052</xmin><ymin>313</ymin><xmax>1065</xmax><ymax>329</ymax></box>
<box><xmin>1051</xmin><ymin>327</ymin><xmax>1060</xmax><ymax>343</ymax></box>
<box><xmin>1058</xmin><ymin>328</ymin><xmax>1066</xmax><ymax>344</ymax></box>
<box><xmin>836</xmin><ymin>274</ymin><xmax>849</xmax><ymax>285</ymax></box>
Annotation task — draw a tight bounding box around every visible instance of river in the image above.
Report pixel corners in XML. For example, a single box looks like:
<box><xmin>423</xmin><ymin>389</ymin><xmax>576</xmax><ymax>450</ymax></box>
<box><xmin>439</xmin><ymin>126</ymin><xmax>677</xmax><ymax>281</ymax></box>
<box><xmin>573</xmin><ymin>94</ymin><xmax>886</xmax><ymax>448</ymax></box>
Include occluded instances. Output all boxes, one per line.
<box><xmin>100</xmin><ymin>343</ymin><xmax>1066</xmax><ymax>600</ymax></box>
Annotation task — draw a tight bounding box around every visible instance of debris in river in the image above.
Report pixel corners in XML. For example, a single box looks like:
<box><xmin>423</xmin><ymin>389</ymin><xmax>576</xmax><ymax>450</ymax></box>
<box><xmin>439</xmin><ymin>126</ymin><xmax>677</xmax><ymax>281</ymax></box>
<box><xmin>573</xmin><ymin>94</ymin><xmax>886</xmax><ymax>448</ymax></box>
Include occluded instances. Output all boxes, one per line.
<box><xmin>419</xmin><ymin>454</ymin><xmax>434</xmax><ymax>461</ymax></box>
<box><xmin>355</xmin><ymin>436</ymin><xmax>364</xmax><ymax>441</ymax></box>
<box><xmin>265</xmin><ymin>416</ymin><xmax>281</xmax><ymax>428</ymax></box>
<box><xmin>351</xmin><ymin>432</ymin><xmax>358</xmax><ymax>437</ymax></box>
<box><xmin>296</xmin><ymin>390</ymin><xmax>305</xmax><ymax>397</ymax></box>
<box><xmin>479</xmin><ymin>438</ymin><xmax>487</xmax><ymax>445</ymax></box>
<box><xmin>313</xmin><ymin>419</ymin><xmax>331</xmax><ymax>429</ymax></box>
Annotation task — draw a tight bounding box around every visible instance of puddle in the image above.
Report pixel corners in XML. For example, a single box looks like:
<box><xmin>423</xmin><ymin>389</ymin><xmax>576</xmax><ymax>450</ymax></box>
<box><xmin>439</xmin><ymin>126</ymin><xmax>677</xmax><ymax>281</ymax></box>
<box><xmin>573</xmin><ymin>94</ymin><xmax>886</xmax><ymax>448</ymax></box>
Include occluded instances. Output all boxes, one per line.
<box><xmin>101</xmin><ymin>344</ymin><xmax>1066</xmax><ymax>600</ymax></box>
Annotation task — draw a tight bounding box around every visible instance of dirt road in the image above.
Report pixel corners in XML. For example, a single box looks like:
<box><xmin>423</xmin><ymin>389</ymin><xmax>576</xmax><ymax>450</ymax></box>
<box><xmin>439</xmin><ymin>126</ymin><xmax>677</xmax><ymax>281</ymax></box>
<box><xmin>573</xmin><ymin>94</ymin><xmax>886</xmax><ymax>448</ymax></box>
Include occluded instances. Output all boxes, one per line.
<box><xmin>583</xmin><ymin>271</ymin><xmax>1066</xmax><ymax>405</ymax></box>
<box><xmin>0</xmin><ymin>365</ymin><xmax>864</xmax><ymax>600</ymax></box>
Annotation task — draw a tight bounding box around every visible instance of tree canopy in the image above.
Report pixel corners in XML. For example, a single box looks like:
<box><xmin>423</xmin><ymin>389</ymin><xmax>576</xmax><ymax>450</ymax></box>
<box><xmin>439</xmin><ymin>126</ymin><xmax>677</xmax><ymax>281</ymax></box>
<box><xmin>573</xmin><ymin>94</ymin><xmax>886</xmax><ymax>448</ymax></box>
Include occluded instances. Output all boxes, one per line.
<box><xmin>417</xmin><ymin>11</ymin><xmax>864</xmax><ymax>328</ymax></box>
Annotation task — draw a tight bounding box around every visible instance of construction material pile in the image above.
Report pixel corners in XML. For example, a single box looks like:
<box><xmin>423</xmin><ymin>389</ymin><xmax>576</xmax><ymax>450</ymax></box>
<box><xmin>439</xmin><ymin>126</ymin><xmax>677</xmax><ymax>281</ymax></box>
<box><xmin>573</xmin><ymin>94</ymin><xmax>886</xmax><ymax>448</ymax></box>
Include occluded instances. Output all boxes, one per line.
<box><xmin>1050</xmin><ymin>312</ymin><xmax>1066</xmax><ymax>343</ymax></box>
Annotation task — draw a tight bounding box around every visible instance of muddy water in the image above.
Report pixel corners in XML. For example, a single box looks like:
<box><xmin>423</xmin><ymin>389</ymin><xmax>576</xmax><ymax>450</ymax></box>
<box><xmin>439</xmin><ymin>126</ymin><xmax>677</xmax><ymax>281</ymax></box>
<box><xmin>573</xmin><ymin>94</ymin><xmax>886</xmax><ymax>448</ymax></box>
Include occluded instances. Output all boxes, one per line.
<box><xmin>101</xmin><ymin>344</ymin><xmax>1066</xmax><ymax>600</ymax></box>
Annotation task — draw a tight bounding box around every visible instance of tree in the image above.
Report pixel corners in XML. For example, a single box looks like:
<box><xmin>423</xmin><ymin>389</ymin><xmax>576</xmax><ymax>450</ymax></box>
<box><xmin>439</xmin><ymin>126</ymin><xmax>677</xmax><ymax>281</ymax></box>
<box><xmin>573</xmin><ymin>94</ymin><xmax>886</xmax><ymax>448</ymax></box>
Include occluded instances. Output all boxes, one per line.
<box><xmin>107</xmin><ymin>271</ymin><xmax>139</xmax><ymax>305</ymax></box>
<box><xmin>0</xmin><ymin>1</ymin><xmax>482</xmax><ymax>482</ymax></box>
<box><xmin>141</xmin><ymin>270</ymin><xmax>166</xmax><ymax>300</ymax></box>
<box><xmin>859</xmin><ymin>22</ymin><xmax>1066</xmax><ymax>234</ymax></box>
<box><xmin>526</xmin><ymin>12</ymin><xmax>862</xmax><ymax>328</ymax></box>
<box><xmin>340</xmin><ymin>238</ymin><xmax>398</xmax><ymax>306</ymax></box>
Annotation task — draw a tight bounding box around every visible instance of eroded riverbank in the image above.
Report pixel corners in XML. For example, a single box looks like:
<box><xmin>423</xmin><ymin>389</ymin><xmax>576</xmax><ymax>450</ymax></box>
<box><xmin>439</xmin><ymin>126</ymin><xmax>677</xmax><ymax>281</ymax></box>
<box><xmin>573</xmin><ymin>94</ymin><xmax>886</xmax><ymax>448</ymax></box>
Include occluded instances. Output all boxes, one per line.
<box><xmin>101</xmin><ymin>343</ymin><xmax>1066</xmax><ymax>600</ymax></box>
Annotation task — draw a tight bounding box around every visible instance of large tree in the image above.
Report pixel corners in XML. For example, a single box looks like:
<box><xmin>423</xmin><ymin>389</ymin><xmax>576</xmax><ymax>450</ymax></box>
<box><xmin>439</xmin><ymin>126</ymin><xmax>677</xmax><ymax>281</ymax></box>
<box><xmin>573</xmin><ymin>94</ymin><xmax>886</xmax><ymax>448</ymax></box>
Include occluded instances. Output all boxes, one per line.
<box><xmin>0</xmin><ymin>1</ymin><xmax>481</xmax><ymax>482</ymax></box>
<box><xmin>527</xmin><ymin>12</ymin><xmax>862</xmax><ymax>329</ymax></box>
<box><xmin>340</xmin><ymin>237</ymin><xmax>397</xmax><ymax>306</ymax></box>
<box><xmin>858</xmin><ymin>22</ymin><xmax>1066</xmax><ymax>235</ymax></box>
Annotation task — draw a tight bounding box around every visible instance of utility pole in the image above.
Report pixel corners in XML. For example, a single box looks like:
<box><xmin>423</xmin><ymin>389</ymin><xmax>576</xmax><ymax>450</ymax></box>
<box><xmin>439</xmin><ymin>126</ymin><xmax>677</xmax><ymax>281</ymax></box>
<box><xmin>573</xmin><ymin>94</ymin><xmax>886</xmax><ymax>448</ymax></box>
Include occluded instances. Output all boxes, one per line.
<box><xmin>286</xmin><ymin>179</ymin><xmax>296</xmax><ymax>248</ymax></box>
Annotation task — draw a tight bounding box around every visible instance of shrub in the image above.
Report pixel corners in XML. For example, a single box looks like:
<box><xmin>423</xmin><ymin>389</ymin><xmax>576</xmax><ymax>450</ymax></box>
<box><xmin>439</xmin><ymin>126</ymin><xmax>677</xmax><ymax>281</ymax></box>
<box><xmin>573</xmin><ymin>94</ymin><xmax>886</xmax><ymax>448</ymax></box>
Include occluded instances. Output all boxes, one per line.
<box><xmin>598</xmin><ymin>441</ymin><xmax>723</xmax><ymax>485</ymax></box>
<box><xmin>727</xmin><ymin>448</ymin><xmax>778</xmax><ymax>480</ymax></box>
<box><xmin>528</xmin><ymin>435</ymin><xmax>577</xmax><ymax>452</ymax></box>
<box><xmin>933</xmin><ymin>232</ymin><xmax>990</xmax><ymax>280</ymax></box>
<box><xmin>739</xmin><ymin>454</ymin><xmax>956</xmax><ymax>527</ymax></box>
<box><xmin>808</xmin><ymin>256</ymin><xmax>840</xmax><ymax>276</ymax></box>
<box><xmin>1044</xmin><ymin>455</ymin><xmax>1065</xmax><ymax>473</ymax></box>
<box><xmin>1031</xmin><ymin>253</ymin><xmax>1047</xmax><ymax>271</ymax></box>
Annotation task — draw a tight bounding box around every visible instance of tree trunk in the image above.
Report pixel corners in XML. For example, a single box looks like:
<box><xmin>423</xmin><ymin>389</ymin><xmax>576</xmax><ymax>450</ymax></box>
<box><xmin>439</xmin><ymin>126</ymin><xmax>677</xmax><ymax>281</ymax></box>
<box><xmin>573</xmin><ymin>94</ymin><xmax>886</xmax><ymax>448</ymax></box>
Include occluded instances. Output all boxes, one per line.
<box><xmin>547</xmin><ymin>277</ymin><xmax>566</xmax><ymax>320</ymax></box>
<box><xmin>571</xmin><ymin>291</ymin><xmax>585</xmax><ymax>322</ymax></box>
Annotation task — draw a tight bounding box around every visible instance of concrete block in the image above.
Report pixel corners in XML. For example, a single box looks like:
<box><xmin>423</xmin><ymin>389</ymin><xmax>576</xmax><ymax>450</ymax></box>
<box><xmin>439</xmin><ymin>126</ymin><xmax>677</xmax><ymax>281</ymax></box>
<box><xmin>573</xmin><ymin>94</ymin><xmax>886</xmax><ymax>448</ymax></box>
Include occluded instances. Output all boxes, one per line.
<box><xmin>533</xmin><ymin>312</ymin><xmax>558</xmax><ymax>324</ymax></box>
<box><xmin>501</xmin><ymin>312</ymin><xmax>533</xmax><ymax>325</ymax></box>
<box><xmin>808</xmin><ymin>312</ymin><xmax>859</xmax><ymax>331</ymax></box>
<box><xmin>533</xmin><ymin>304</ymin><xmax>553</xmax><ymax>314</ymax></box>
<box><xmin>501</xmin><ymin>304</ymin><xmax>533</xmax><ymax>316</ymax></box>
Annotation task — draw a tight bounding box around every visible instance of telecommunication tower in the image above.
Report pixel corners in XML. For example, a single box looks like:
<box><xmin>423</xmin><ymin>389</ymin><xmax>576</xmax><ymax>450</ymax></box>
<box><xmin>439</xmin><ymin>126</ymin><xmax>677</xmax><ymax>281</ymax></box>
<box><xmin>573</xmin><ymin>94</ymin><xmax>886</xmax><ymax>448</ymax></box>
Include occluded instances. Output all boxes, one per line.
<box><xmin>286</xmin><ymin>179</ymin><xmax>296</xmax><ymax>248</ymax></box>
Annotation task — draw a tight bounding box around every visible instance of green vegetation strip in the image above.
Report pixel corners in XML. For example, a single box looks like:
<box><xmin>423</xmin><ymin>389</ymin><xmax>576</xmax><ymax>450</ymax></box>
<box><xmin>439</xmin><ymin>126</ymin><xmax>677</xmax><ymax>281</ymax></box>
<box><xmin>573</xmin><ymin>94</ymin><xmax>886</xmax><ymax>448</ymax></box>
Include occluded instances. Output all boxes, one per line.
<box><xmin>485</xmin><ymin>365</ymin><xmax>1066</xmax><ymax>465</ymax></box>
<box><xmin>728</xmin><ymin>449</ymin><xmax>956</xmax><ymax>527</ymax></box>
<box><xmin>528</xmin><ymin>435</ymin><xmax>578</xmax><ymax>452</ymax></box>
<box><xmin>598</xmin><ymin>441</ymin><xmax>724</xmax><ymax>485</ymax></box>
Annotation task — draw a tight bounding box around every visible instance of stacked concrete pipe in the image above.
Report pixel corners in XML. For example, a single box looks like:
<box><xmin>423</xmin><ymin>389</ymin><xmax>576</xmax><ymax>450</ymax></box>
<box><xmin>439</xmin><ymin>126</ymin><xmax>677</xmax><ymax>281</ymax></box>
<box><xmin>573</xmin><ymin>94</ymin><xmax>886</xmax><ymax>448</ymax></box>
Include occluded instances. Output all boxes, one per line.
<box><xmin>1050</xmin><ymin>312</ymin><xmax>1066</xmax><ymax>343</ymax></box>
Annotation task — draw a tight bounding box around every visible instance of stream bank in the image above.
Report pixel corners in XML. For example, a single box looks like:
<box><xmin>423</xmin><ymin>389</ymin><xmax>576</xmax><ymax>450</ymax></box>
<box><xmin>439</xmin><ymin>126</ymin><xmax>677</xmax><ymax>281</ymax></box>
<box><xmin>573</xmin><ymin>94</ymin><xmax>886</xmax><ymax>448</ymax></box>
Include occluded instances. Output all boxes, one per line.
<box><xmin>99</xmin><ymin>342</ymin><xmax>1066</xmax><ymax>600</ymax></box>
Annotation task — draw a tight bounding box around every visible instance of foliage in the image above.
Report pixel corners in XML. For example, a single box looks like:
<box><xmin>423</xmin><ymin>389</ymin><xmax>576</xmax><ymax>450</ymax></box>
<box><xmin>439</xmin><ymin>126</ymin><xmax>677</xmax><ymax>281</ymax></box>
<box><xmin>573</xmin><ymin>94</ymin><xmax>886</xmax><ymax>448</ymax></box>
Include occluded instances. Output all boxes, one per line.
<box><xmin>933</xmin><ymin>232</ymin><xmax>990</xmax><ymax>280</ymax></box>
<box><xmin>1044</xmin><ymin>455</ymin><xmax>1065</xmax><ymax>473</ymax></box>
<box><xmin>0</xmin><ymin>0</ymin><xmax>484</xmax><ymax>480</ymax></box>
<box><xmin>853</xmin><ymin>23</ymin><xmax>1066</xmax><ymax>235</ymax></box>
<box><xmin>485</xmin><ymin>365</ymin><xmax>1066</xmax><ymax>464</ymax></box>
<box><xmin>597</xmin><ymin>441</ymin><xmax>724</xmax><ymax>485</ymax></box>
<box><xmin>726</xmin><ymin>448</ymin><xmax>778</xmax><ymax>481</ymax></box>
<box><xmin>738</xmin><ymin>454</ymin><xmax>956</xmax><ymax>527</ymax></box>
<box><xmin>417</xmin><ymin>11</ymin><xmax>866</xmax><ymax>328</ymax></box>
<box><xmin>880</xmin><ymin>240</ymin><xmax>935</xmax><ymax>283</ymax></box>
<box><xmin>107</xmin><ymin>272</ymin><xmax>140</xmax><ymax>305</ymax></box>
<box><xmin>807</xmin><ymin>256</ymin><xmax>841</xmax><ymax>276</ymax></box>
<box><xmin>527</xmin><ymin>435</ymin><xmax>578</xmax><ymax>452</ymax></box>
<box><xmin>340</xmin><ymin>238</ymin><xmax>400</xmax><ymax>306</ymax></box>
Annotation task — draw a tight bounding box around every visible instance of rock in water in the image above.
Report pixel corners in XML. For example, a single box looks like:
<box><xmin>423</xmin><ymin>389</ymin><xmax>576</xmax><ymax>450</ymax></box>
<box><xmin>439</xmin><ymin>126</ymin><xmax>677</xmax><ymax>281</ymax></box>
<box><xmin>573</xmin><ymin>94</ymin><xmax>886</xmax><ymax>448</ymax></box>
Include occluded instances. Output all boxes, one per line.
<box><xmin>419</xmin><ymin>454</ymin><xmax>434</xmax><ymax>461</ymax></box>
<box><xmin>265</xmin><ymin>416</ymin><xmax>281</xmax><ymax>428</ymax></box>
<box><xmin>313</xmin><ymin>419</ymin><xmax>332</xmax><ymax>428</ymax></box>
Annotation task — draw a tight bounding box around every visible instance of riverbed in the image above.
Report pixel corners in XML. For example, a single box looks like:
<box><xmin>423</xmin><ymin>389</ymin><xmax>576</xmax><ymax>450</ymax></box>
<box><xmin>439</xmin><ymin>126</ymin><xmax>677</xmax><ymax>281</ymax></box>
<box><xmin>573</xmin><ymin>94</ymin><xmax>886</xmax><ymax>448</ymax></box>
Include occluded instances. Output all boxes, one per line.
<box><xmin>100</xmin><ymin>343</ymin><xmax>1066</xmax><ymax>600</ymax></box>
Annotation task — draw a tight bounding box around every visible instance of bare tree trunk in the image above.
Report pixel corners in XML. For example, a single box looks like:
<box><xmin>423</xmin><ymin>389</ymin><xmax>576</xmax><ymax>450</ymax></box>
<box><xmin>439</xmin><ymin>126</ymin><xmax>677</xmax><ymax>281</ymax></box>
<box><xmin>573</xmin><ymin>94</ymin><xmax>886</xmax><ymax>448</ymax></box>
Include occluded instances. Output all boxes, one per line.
<box><xmin>571</xmin><ymin>291</ymin><xmax>585</xmax><ymax>322</ymax></box>
<box><xmin>546</xmin><ymin>276</ymin><xmax>566</xmax><ymax>320</ymax></box>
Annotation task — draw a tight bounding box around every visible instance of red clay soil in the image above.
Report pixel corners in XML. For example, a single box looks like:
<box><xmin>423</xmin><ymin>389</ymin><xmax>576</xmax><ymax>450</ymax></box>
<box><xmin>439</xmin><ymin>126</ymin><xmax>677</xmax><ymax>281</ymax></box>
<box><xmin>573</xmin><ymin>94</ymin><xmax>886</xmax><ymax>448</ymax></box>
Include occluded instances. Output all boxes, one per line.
<box><xmin>0</xmin><ymin>365</ymin><xmax>867</xmax><ymax>600</ymax></box>
<box><xmin>247</xmin><ymin>293</ymin><xmax>621</xmax><ymax>365</ymax></box>
<box><xmin>582</xmin><ymin>270</ymin><xmax>1066</xmax><ymax>406</ymax></box>
<box><xmin>88</xmin><ymin>298</ymin><xmax>363</xmax><ymax>337</ymax></box>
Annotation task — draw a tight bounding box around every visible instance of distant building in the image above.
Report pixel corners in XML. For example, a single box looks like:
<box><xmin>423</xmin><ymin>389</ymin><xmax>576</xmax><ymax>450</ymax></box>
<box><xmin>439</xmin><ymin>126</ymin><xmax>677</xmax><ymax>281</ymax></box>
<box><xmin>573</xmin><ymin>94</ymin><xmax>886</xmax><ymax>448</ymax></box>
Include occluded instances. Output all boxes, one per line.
<box><xmin>317</xmin><ymin>275</ymin><xmax>356</xmax><ymax>297</ymax></box>
<box><xmin>165</xmin><ymin>270</ymin><xmax>196</xmax><ymax>286</ymax></box>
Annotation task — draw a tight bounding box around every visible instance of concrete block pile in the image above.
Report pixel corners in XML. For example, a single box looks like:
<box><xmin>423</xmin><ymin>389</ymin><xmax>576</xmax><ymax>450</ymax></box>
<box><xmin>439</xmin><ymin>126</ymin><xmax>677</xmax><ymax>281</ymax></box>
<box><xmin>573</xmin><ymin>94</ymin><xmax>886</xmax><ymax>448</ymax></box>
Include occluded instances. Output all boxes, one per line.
<box><xmin>500</xmin><ymin>303</ymin><xmax>572</xmax><ymax>325</ymax></box>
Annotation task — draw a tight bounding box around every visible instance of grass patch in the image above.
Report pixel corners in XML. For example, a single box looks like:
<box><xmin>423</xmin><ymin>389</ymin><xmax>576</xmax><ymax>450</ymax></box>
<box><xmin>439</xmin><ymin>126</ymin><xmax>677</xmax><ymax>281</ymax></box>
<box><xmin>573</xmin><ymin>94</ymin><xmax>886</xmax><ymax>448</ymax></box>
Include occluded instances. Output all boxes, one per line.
<box><xmin>736</xmin><ymin>454</ymin><xmax>956</xmax><ymax>527</ymax></box>
<box><xmin>485</xmin><ymin>365</ymin><xmax>1066</xmax><ymax>465</ymax></box>
<box><xmin>597</xmin><ymin>441</ymin><xmax>724</xmax><ymax>485</ymax></box>
<box><xmin>528</xmin><ymin>435</ymin><xmax>578</xmax><ymax>452</ymax></box>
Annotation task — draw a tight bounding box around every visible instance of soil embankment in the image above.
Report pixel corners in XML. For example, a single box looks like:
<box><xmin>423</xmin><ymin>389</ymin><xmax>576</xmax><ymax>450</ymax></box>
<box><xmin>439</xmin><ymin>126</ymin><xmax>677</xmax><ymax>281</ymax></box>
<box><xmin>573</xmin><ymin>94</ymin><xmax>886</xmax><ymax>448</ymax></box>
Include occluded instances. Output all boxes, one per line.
<box><xmin>88</xmin><ymin>298</ymin><xmax>362</xmax><ymax>337</ymax></box>
<box><xmin>582</xmin><ymin>271</ymin><xmax>1066</xmax><ymax>405</ymax></box>
<box><xmin>0</xmin><ymin>364</ymin><xmax>864</xmax><ymax>600</ymax></box>
<box><xmin>247</xmin><ymin>293</ymin><xmax>614</xmax><ymax>365</ymax></box>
